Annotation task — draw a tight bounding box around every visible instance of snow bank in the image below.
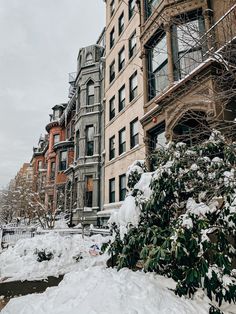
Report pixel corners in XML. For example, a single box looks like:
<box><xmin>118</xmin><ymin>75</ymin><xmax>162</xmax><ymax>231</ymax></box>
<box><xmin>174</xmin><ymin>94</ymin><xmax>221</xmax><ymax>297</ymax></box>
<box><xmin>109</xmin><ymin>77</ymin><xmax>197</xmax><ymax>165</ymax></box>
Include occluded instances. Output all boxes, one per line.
<box><xmin>0</xmin><ymin>233</ymin><xmax>111</xmax><ymax>281</ymax></box>
<box><xmin>2</xmin><ymin>266</ymin><xmax>210</xmax><ymax>314</ymax></box>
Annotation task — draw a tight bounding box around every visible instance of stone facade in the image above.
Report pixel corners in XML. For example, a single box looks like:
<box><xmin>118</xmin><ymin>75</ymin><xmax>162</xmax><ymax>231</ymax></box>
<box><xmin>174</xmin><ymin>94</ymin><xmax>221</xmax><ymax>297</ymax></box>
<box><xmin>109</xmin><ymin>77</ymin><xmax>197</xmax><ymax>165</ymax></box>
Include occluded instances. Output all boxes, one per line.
<box><xmin>138</xmin><ymin>0</ymin><xmax>236</xmax><ymax>164</ymax></box>
<box><xmin>103</xmin><ymin>0</ymin><xmax>145</xmax><ymax>217</ymax></box>
<box><xmin>72</xmin><ymin>44</ymin><xmax>105</xmax><ymax>226</ymax></box>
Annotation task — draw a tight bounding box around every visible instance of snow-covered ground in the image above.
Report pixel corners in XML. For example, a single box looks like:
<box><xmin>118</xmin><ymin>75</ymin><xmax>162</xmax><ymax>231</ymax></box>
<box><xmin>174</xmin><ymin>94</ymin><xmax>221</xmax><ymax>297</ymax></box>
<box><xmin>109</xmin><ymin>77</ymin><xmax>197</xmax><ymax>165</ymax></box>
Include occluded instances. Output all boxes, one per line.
<box><xmin>0</xmin><ymin>233</ymin><xmax>110</xmax><ymax>281</ymax></box>
<box><xmin>1</xmin><ymin>233</ymin><xmax>235</xmax><ymax>314</ymax></box>
<box><xmin>2</xmin><ymin>266</ymin><xmax>211</xmax><ymax>314</ymax></box>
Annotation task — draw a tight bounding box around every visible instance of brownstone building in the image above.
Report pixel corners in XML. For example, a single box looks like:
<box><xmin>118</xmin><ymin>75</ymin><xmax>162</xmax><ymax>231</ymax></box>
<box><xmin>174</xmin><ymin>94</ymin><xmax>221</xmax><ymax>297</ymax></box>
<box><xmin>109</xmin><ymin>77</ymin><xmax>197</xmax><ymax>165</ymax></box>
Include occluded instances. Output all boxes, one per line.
<box><xmin>138</xmin><ymin>0</ymin><xmax>236</xmax><ymax>159</ymax></box>
<box><xmin>44</xmin><ymin>104</ymin><xmax>67</xmax><ymax>211</ymax></box>
<box><xmin>31</xmin><ymin>135</ymin><xmax>48</xmax><ymax>195</ymax></box>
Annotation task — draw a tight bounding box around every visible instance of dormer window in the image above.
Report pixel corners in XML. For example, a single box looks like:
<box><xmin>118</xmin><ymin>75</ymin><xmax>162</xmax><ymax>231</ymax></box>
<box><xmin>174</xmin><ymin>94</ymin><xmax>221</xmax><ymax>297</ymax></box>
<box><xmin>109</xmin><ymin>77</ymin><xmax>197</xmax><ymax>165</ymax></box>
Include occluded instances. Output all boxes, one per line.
<box><xmin>54</xmin><ymin>109</ymin><xmax>60</xmax><ymax>120</ymax></box>
<box><xmin>85</xmin><ymin>53</ymin><xmax>93</xmax><ymax>65</ymax></box>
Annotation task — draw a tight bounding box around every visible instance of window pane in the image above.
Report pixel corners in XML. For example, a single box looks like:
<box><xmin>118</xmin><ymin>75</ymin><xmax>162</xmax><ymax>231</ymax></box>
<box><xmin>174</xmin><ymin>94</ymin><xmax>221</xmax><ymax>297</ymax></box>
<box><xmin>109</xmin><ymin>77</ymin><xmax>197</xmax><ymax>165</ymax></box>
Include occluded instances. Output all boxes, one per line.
<box><xmin>131</xmin><ymin>119</ymin><xmax>139</xmax><ymax>148</ymax></box>
<box><xmin>53</xmin><ymin>134</ymin><xmax>60</xmax><ymax>144</ymax></box>
<box><xmin>110</xmin><ymin>28</ymin><xmax>115</xmax><ymax>48</ymax></box>
<box><xmin>85</xmin><ymin>176</ymin><xmax>93</xmax><ymax>208</ymax></box>
<box><xmin>119</xmin><ymin>47</ymin><xmax>125</xmax><ymax>70</ymax></box>
<box><xmin>119</xmin><ymin>174</ymin><xmax>126</xmax><ymax>201</ymax></box>
<box><xmin>119</xmin><ymin>128</ymin><xmax>126</xmax><ymax>154</ymax></box>
<box><xmin>129</xmin><ymin>0</ymin><xmax>135</xmax><ymax>19</ymax></box>
<box><xmin>119</xmin><ymin>13</ymin><xmax>124</xmax><ymax>34</ymax></box>
<box><xmin>131</xmin><ymin>73</ymin><xmax>137</xmax><ymax>90</ymax></box>
<box><xmin>61</xmin><ymin>151</ymin><xmax>67</xmax><ymax>161</ymax></box>
<box><xmin>179</xmin><ymin>49</ymin><xmax>202</xmax><ymax>77</ymax></box>
<box><xmin>110</xmin><ymin>61</ymin><xmax>115</xmax><ymax>82</ymax></box>
<box><xmin>109</xmin><ymin>97</ymin><xmax>115</xmax><ymax>120</ymax></box>
<box><xmin>129</xmin><ymin>32</ymin><xmax>136</xmax><ymax>58</ymax></box>
<box><xmin>88</xmin><ymin>82</ymin><xmax>94</xmax><ymax>96</ymax></box>
<box><xmin>109</xmin><ymin>178</ymin><xmax>115</xmax><ymax>203</ymax></box>
<box><xmin>87</xmin><ymin>126</ymin><xmax>94</xmax><ymax>141</ymax></box>
<box><xmin>110</xmin><ymin>0</ymin><xmax>115</xmax><ymax>17</ymax></box>
<box><xmin>177</xmin><ymin>20</ymin><xmax>200</xmax><ymax>52</ymax></box>
<box><xmin>60</xmin><ymin>151</ymin><xmax>67</xmax><ymax>171</ymax></box>
<box><xmin>86</xmin><ymin>176</ymin><xmax>93</xmax><ymax>192</ymax></box>
<box><xmin>54</xmin><ymin>109</ymin><xmax>60</xmax><ymax>119</ymax></box>
<box><xmin>153</xmin><ymin>62</ymin><xmax>168</xmax><ymax>93</ymax></box>
<box><xmin>152</xmin><ymin>35</ymin><xmax>167</xmax><ymax>72</ymax></box>
<box><xmin>109</xmin><ymin>136</ymin><xmax>115</xmax><ymax>159</ymax></box>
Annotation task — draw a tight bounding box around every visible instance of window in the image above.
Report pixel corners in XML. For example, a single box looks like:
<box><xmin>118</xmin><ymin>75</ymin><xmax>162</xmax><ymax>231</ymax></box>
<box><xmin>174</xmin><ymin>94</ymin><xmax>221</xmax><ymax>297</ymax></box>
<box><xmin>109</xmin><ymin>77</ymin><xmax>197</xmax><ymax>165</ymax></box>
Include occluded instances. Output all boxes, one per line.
<box><xmin>59</xmin><ymin>151</ymin><xmax>67</xmax><ymax>171</ymax></box>
<box><xmin>119</xmin><ymin>174</ymin><xmax>126</xmax><ymax>201</ymax></box>
<box><xmin>76</xmin><ymin>130</ymin><xmax>80</xmax><ymax>158</ymax></box>
<box><xmin>147</xmin><ymin>32</ymin><xmax>168</xmax><ymax>99</ymax></box>
<box><xmin>118</xmin><ymin>46</ymin><xmax>125</xmax><ymax>71</ymax></box>
<box><xmin>54</xmin><ymin>109</ymin><xmax>60</xmax><ymax>120</ymax></box>
<box><xmin>73</xmin><ymin>177</ymin><xmax>78</xmax><ymax>208</ymax></box>
<box><xmin>50</xmin><ymin>162</ymin><xmax>56</xmax><ymax>180</ymax></box>
<box><xmin>119</xmin><ymin>127</ymin><xmax>126</xmax><ymax>154</ymax></box>
<box><xmin>77</xmin><ymin>87</ymin><xmax>81</xmax><ymax>113</ymax></box>
<box><xmin>85</xmin><ymin>53</ymin><xmax>93</xmax><ymax>64</ymax></box>
<box><xmin>109</xmin><ymin>135</ymin><xmax>115</xmax><ymax>160</ymax></box>
<box><xmin>86</xmin><ymin>126</ymin><xmax>94</xmax><ymax>156</ymax></box>
<box><xmin>172</xmin><ymin>14</ymin><xmax>204</xmax><ymax>79</ymax></box>
<box><xmin>110</xmin><ymin>0</ymin><xmax>115</xmax><ymax>18</ymax></box>
<box><xmin>109</xmin><ymin>178</ymin><xmax>115</xmax><ymax>203</ymax></box>
<box><xmin>110</xmin><ymin>27</ymin><xmax>115</xmax><ymax>49</ymax></box>
<box><xmin>129</xmin><ymin>31</ymin><xmax>137</xmax><ymax>58</ymax></box>
<box><xmin>146</xmin><ymin>0</ymin><xmax>160</xmax><ymax>18</ymax></box>
<box><xmin>118</xmin><ymin>12</ymin><xmax>124</xmax><ymax>35</ymax></box>
<box><xmin>109</xmin><ymin>60</ymin><xmax>115</xmax><ymax>83</ymax></box>
<box><xmin>109</xmin><ymin>96</ymin><xmax>115</xmax><ymax>120</ymax></box>
<box><xmin>38</xmin><ymin>160</ymin><xmax>43</xmax><ymax>170</ymax></box>
<box><xmin>85</xmin><ymin>176</ymin><xmax>93</xmax><ymax>207</ymax></box>
<box><xmin>130</xmin><ymin>118</ymin><xmax>139</xmax><ymax>148</ymax></box>
<box><xmin>118</xmin><ymin>85</ymin><xmax>125</xmax><ymax>111</ymax></box>
<box><xmin>149</xmin><ymin>122</ymin><xmax>166</xmax><ymax>151</ymax></box>
<box><xmin>129</xmin><ymin>0</ymin><xmax>135</xmax><ymax>19</ymax></box>
<box><xmin>129</xmin><ymin>71</ymin><xmax>138</xmax><ymax>101</ymax></box>
<box><xmin>87</xmin><ymin>81</ymin><xmax>95</xmax><ymax>105</ymax></box>
<box><xmin>53</xmin><ymin>134</ymin><xmax>60</xmax><ymax>145</ymax></box>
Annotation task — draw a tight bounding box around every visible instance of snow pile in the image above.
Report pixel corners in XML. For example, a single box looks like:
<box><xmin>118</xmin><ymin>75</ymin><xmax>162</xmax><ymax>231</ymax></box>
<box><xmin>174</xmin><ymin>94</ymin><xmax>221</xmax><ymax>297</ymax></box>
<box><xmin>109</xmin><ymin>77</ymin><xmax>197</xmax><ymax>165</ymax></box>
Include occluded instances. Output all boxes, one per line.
<box><xmin>2</xmin><ymin>266</ymin><xmax>210</xmax><ymax>314</ymax></box>
<box><xmin>0</xmin><ymin>233</ymin><xmax>111</xmax><ymax>281</ymax></box>
<box><xmin>54</xmin><ymin>219</ymin><xmax>69</xmax><ymax>229</ymax></box>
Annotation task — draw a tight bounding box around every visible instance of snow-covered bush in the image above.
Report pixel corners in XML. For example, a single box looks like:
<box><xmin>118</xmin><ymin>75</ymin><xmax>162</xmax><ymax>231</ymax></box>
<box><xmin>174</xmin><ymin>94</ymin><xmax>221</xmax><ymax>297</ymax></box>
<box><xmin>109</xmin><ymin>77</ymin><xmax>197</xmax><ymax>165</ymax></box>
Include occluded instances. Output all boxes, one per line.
<box><xmin>106</xmin><ymin>131</ymin><xmax>236</xmax><ymax>312</ymax></box>
<box><xmin>35</xmin><ymin>249</ymin><xmax>54</xmax><ymax>262</ymax></box>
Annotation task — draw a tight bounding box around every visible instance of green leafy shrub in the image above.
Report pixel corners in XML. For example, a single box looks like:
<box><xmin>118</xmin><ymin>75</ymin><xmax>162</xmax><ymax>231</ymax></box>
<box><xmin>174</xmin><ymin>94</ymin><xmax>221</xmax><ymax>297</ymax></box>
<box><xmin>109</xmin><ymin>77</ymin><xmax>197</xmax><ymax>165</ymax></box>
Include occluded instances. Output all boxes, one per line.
<box><xmin>107</xmin><ymin>131</ymin><xmax>236</xmax><ymax>312</ymax></box>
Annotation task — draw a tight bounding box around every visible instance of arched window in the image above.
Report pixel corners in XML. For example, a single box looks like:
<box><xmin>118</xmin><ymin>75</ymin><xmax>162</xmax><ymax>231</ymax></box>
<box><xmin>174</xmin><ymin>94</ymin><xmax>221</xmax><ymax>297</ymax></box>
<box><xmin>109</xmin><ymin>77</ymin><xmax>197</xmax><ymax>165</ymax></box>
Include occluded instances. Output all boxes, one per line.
<box><xmin>86</xmin><ymin>53</ymin><xmax>93</xmax><ymax>64</ymax></box>
<box><xmin>87</xmin><ymin>81</ymin><xmax>95</xmax><ymax>105</ymax></box>
<box><xmin>173</xmin><ymin>111</ymin><xmax>210</xmax><ymax>146</ymax></box>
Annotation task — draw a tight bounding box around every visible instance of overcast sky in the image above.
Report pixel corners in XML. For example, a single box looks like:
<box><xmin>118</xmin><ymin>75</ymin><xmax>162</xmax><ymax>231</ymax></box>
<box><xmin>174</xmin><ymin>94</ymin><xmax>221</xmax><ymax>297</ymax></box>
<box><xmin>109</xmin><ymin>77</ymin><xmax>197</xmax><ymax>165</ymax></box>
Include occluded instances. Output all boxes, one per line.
<box><xmin>0</xmin><ymin>0</ymin><xmax>105</xmax><ymax>188</ymax></box>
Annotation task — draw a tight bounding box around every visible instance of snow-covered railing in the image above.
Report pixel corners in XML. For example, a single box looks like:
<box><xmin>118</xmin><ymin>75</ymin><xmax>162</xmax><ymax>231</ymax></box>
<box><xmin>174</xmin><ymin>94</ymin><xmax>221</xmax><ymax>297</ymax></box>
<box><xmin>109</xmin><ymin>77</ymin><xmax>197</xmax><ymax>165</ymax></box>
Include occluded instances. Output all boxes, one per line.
<box><xmin>1</xmin><ymin>227</ymin><xmax>36</xmax><ymax>248</ymax></box>
<box><xmin>0</xmin><ymin>226</ymin><xmax>111</xmax><ymax>249</ymax></box>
